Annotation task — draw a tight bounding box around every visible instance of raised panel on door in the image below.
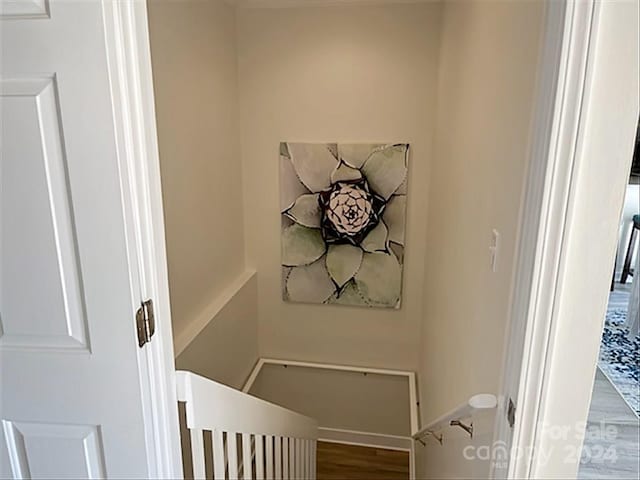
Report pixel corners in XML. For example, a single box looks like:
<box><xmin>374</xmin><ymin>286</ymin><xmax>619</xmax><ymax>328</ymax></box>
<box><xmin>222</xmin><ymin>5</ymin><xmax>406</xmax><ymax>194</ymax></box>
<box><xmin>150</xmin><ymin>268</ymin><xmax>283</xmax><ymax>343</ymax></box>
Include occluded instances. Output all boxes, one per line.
<box><xmin>0</xmin><ymin>0</ymin><xmax>50</xmax><ymax>19</ymax></box>
<box><xmin>0</xmin><ymin>76</ymin><xmax>89</xmax><ymax>352</ymax></box>
<box><xmin>2</xmin><ymin>421</ymin><xmax>106</xmax><ymax>479</ymax></box>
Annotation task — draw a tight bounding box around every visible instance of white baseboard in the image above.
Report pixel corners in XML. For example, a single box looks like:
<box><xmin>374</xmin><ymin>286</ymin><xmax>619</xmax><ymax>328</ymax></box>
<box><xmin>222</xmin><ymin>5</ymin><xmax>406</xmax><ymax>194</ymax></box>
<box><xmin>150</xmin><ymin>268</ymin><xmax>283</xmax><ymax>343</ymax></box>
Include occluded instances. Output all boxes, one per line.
<box><xmin>318</xmin><ymin>427</ymin><xmax>412</xmax><ymax>451</ymax></box>
<box><xmin>242</xmin><ymin>357</ymin><xmax>266</xmax><ymax>393</ymax></box>
<box><xmin>174</xmin><ymin>269</ymin><xmax>256</xmax><ymax>356</ymax></box>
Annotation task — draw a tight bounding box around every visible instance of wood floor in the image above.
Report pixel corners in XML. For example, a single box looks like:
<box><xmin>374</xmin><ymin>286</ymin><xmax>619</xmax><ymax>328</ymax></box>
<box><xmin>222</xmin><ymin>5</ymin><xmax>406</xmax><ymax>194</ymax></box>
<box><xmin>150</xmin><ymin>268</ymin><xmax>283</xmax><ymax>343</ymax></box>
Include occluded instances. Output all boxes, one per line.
<box><xmin>316</xmin><ymin>441</ymin><xmax>409</xmax><ymax>480</ymax></box>
<box><xmin>578</xmin><ymin>282</ymin><xmax>639</xmax><ymax>479</ymax></box>
<box><xmin>578</xmin><ymin>370</ymin><xmax>640</xmax><ymax>479</ymax></box>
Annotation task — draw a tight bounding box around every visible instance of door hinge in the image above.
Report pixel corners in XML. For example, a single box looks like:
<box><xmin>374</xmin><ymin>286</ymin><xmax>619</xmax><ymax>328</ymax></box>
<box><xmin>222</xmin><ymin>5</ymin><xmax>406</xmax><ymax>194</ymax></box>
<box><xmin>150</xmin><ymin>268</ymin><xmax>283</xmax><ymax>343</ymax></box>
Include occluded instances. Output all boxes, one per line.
<box><xmin>136</xmin><ymin>299</ymin><xmax>155</xmax><ymax>347</ymax></box>
<box><xmin>507</xmin><ymin>397</ymin><xmax>516</xmax><ymax>428</ymax></box>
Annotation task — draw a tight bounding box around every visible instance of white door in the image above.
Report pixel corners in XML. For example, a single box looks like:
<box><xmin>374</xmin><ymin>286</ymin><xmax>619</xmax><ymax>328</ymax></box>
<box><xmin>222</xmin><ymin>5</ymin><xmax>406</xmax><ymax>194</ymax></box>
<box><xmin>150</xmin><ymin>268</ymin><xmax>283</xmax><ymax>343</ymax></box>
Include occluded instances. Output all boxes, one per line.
<box><xmin>1</xmin><ymin>1</ymin><xmax>161</xmax><ymax>477</ymax></box>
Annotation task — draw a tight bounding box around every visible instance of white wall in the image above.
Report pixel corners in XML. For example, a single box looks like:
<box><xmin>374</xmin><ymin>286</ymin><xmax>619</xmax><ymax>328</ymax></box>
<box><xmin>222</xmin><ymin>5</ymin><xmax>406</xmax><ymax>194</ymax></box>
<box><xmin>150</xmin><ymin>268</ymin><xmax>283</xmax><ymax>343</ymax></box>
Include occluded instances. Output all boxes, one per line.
<box><xmin>148</xmin><ymin>0</ymin><xmax>258</xmax><ymax>380</ymax></box>
<box><xmin>237</xmin><ymin>2</ymin><xmax>442</xmax><ymax>371</ymax></box>
<box><xmin>417</xmin><ymin>0</ymin><xmax>544</xmax><ymax>476</ymax></box>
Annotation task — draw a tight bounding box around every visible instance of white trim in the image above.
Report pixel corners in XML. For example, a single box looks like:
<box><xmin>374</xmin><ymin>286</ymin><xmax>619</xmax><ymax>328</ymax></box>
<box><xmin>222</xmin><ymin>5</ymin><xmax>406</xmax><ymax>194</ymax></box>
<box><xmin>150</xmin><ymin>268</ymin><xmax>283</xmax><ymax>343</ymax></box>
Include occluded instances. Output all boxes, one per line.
<box><xmin>243</xmin><ymin>357</ymin><xmax>419</xmax><ymax>434</ymax></box>
<box><xmin>504</xmin><ymin>1</ymin><xmax>595</xmax><ymax>477</ymax></box>
<box><xmin>504</xmin><ymin>0</ymin><xmax>639</xmax><ymax>477</ymax></box>
<box><xmin>174</xmin><ymin>269</ymin><xmax>256</xmax><ymax>356</ymax></box>
<box><xmin>507</xmin><ymin>0</ymin><xmax>595</xmax><ymax>475</ymax></box>
<box><xmin>528</xmin><ymin>0</ymin><xmax>638</xmax><ymax>475</ymax></box>
<box><xmin>258</xmin><ymin>357</ymin><xmax>417</xmax><ymax>377</ymax></box>
<box><xmin>242</xmin><ymin>357</ymin><xmax>267</xmax><ymax>393</ymax></box>
<box><xmin>318</xmin><ymin>427</ymin><xmax>412</xmax><ymax>451</ymax></box>
<box><xmin>408</xmin><ymin>370</ymin><xmax>419</xmax><ymax>435</ymax></box>
<box><xmin>410</xmin><ymin>443</ymin><xmax>415</xmax><ymax>480</ymax></box>
<box><xmin>101</xmin><ymin>0</ymin><xmax>182</xmax><ymax>478</ymax></box>
<box><xmin>491</xmin><ymin>0</ymin><xmax>571</xmax><ymax>477</ymax></box>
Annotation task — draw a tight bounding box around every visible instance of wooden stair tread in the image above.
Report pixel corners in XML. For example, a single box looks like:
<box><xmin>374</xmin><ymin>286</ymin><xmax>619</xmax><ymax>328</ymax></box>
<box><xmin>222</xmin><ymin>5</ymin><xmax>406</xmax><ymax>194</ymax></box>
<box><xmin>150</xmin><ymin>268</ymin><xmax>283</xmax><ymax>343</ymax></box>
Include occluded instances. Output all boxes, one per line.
<box><xmin>316</xmin><ymin>441</ymin><xmax>409</xmax><ymax>480</ymax></box>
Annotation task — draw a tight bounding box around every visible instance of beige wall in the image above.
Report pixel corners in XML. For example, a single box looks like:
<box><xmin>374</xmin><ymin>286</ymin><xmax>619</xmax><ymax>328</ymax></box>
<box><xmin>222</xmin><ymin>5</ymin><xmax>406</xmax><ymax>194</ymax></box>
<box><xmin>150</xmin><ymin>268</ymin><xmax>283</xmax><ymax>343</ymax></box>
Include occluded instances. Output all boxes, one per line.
<box><xmin>237</xmin><ymin>2</ymin><xmax>442</xmax><ymax>371</ymax></box>
<box><xmin>419</xmin><ymin>0</ymin><xmax>544</xmax><ymax>427</ymax></box>
<box><xmin>148</xmin><ymin>0</ymin><xmax>259</xmax><ymax>385</ymax></box>
<box><xmin>175</xmin><ymin>275</ymin><xmax>258</xmax><ymax>389</ymax></box>
<box><xmin>249</xmin><ymin>364</ymin><xmax>411</xmax><ymax>436</ymax></box>
<box><xmin>148</xmin><ymin>0</ymin><xmax>249</xmax><ymax>338</ymax></box>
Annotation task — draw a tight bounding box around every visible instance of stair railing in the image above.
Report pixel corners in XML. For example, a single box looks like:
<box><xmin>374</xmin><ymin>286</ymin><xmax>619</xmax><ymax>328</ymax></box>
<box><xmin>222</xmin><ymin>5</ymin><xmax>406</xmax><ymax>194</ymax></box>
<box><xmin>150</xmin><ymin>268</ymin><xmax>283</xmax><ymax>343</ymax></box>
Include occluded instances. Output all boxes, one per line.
<box><xmin>412</xmin><ymin>393</ymin><xmax>497</xmax><ymax>445</ymax></box>
<box><xmin>177</xmin><ymin>370</ymin><xmax>318</xmax><ymax>480</ymax></box>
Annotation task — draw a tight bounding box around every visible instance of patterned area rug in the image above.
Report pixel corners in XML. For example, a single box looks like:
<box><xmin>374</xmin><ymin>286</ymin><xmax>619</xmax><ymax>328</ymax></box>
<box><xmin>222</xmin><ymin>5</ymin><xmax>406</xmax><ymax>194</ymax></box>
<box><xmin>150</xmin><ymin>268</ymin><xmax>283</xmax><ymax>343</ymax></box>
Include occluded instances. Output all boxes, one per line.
<box><xmin>599</xmin><ymin>309</ymin><xmax>640</xmax><ymax>416</ymax></box>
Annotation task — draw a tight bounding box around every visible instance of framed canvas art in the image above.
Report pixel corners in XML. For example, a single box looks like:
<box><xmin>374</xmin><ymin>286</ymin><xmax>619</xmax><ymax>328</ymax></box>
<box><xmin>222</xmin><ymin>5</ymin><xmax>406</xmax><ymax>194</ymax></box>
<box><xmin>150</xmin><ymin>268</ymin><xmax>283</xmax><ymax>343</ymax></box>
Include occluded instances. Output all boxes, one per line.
<box><xmin>280</xmin><ymin>142</ymin><xmax>409</xmax><ymax>309</ymax></box>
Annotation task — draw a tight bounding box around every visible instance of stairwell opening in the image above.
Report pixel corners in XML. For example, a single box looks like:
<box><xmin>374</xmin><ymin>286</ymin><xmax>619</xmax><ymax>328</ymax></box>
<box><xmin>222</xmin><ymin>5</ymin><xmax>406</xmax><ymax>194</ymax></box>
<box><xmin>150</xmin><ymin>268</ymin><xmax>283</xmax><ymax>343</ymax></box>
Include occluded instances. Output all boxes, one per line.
<box><xmin>146</xmin><ymin>0</ymin><xmax>549</xmax><ymax>477</ymax></box>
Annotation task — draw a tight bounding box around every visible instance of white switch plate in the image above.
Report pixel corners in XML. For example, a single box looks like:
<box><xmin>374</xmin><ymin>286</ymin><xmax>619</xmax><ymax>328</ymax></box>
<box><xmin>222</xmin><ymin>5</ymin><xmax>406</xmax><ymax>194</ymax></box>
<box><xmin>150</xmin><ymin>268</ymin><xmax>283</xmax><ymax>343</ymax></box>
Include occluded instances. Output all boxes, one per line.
<box><xmin>490</xmin><ymin>229</ymin><xmax>500</xmax><ymax>272</ymax></box>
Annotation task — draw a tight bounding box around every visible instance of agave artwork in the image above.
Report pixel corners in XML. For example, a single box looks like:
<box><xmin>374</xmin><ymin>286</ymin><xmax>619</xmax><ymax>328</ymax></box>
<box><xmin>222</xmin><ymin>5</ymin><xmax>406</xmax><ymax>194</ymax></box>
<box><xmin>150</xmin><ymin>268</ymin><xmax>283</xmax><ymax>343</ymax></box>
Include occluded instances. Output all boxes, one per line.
<box><xmin>280</xmin><ymin>142</ymin><xmax>409</xmax><ymax>308</ymax></box>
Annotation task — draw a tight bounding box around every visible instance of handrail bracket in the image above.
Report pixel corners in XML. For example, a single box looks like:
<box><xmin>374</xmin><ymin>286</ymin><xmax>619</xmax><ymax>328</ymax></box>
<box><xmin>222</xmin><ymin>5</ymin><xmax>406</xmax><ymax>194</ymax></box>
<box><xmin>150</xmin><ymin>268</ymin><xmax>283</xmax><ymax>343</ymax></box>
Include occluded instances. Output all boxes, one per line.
<box><xmin>417</xmin><ymin>431</ymin><xmax>443</xmax><ymax>446</ymax></box>
<box><xmin>411</xmin><ymin>392</ymin><xmax>495</xmax><ymax>447</ymax></box>
<box><xmin>450</xmin><ymin>419</ymin><xmax>473</xmax><ymax>438</ymax></box>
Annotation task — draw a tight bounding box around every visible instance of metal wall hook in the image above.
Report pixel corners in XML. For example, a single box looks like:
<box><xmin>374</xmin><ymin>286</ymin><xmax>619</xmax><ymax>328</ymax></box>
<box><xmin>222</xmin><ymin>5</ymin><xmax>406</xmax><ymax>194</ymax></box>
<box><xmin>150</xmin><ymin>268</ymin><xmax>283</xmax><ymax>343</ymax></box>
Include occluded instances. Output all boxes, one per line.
<box><xmin>450</xmin><ymin>420</ymin><xmax>473</xmax><ymax>438</ymax></box>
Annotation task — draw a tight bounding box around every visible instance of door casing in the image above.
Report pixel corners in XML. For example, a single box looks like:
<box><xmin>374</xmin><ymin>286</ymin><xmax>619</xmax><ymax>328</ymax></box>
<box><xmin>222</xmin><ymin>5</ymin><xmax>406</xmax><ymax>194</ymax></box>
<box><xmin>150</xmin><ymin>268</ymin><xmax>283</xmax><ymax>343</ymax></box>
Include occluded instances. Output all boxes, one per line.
<box><xmin>101</xmin><ymin>0</ymin><xmax>182</xmax><ymax>477</ymax></box>
<box><xmin>493</xmin><ymin>0</ymin><xmax>639</xmax><ymax>478</ymax></box>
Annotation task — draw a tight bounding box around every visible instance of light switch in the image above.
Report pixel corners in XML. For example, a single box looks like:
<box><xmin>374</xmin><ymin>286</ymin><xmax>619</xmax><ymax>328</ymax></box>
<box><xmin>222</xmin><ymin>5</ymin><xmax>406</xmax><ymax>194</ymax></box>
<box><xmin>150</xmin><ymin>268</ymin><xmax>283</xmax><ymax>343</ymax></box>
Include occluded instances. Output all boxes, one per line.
<box><xmin>490</xmin><ymin>229</ymin><xmax>500</xmax><ymax>273</ymax></box>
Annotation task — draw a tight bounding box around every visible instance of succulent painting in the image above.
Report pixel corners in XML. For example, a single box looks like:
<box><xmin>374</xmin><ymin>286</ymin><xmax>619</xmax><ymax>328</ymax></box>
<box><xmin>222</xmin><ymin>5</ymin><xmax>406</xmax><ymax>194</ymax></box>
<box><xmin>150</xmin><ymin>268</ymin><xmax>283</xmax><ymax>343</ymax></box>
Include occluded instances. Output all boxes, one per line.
<box><xmin>280</xmin><ymin>142</ymin><xmax>409</xmax><ymax>308</ymax></box>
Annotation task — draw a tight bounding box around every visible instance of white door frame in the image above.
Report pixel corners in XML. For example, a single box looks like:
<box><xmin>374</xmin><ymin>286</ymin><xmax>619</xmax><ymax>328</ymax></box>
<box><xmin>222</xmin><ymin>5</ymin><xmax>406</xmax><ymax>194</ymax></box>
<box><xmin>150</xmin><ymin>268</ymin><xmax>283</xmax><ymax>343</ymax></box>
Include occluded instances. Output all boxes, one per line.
<box><xmin>101</xmin><ymin>1</ymin><xmax>182</xmax><ymax>477</ymax></box>
<box><xmin>495</xmin><ymin>0</ymin><xmax>639</xmax><ymax>478</ymax></box>
<box><xmin>492</xmin><ymin>0</ymin><xmax>593</xmax><ymax>475</ymax></box>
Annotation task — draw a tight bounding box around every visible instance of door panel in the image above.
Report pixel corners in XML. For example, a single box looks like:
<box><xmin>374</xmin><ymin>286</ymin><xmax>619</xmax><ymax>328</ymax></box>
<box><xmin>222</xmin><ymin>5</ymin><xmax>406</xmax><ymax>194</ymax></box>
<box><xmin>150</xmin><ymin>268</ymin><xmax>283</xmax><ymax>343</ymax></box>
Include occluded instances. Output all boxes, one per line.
<box><xmin>0</xmin><ymin>0</ymin><xmax>50</xmax><ymax>20</ymax></box>
<box><xmin>2</xmin><ymin>421</ymin><xmax>106</xmax><ymax>479</ymax></box>
<box><xmin>1</xmin><ymin>1</ymin><xmax>152</xmax><ymax>477</ymax></box>
<box><xmin>1</xmin><ymin>76</ymin><xmax>88</xmax><ymax>351</ymax></box>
